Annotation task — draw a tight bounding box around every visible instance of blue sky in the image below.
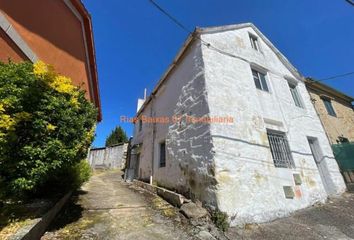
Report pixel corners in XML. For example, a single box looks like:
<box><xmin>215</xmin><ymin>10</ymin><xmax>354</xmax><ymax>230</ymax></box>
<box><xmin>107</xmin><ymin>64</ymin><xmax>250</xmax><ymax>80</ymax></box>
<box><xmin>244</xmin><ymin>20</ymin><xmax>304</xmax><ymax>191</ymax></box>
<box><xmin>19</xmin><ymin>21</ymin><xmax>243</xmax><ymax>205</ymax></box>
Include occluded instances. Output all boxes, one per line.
<box><xmin>83</xmin><ymin>0</ymin><xmax>354</xmax><ymax>147</ymax></box>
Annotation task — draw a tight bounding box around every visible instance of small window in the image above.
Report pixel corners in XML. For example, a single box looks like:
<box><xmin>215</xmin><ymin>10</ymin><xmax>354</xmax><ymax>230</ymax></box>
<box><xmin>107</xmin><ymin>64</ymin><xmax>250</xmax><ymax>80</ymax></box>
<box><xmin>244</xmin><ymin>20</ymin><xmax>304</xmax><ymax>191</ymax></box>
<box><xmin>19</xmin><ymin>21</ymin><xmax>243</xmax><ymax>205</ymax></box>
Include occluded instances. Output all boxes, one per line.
<box><xmin>288</xmin><ymin>83</ymin><xmax>303</xmax><ymax>108</ymax></box>
<box><xmin>159</xmin><ymin>141</ymin><xmax>166</xmax><ymax>168</ymax></box>
<box><xmin>267</xmin><ymin>130</ymin><xmax>295</xmax><ymax>168</ymax></box>
<box><xmin>138</xmin><ymin>119</ymin><xmax>142</xmax><ymax>132</ymax></box>
<box><xmin>338</xmin><ymin>136</ymin><xmax>349</xmax><ymax>143</ymax></box>
<box><xmin>322</xmin><ymin>98</ymin><xmax>336</xmax><ymax>117</ymax></box>
<box><xmin>249</xmin><ymin>34</ymin><xmax>259</xmax><ymax>51</ymax></box>
<box><xmin>252</xmin><ymin>69</ymin><xmax>269</xmax><ymax>92</ymax></box>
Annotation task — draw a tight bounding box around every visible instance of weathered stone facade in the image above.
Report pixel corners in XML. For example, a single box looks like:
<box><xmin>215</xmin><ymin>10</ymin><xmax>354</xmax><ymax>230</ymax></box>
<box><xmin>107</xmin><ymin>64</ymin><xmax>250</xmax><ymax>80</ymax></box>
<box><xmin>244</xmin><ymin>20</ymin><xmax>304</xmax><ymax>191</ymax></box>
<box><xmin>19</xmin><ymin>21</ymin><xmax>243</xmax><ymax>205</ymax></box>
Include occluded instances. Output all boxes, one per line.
<box><xmin>88</xmin><ymin>143</ymin><xmax>128</xmax><ymax>169</ymax></box>
<box><xmin>131</xmin><ymin>23</ymin><xmax>346</xmax><ymax>226</ymax></box>
<box><xmin>131</xmin><ymin>39</ymin><xmax>218</xmax><ymax>207</ymax></box>
<box><xmin>306</xmin><ymin>81</ymin><xmax>354</xmax><ymax>144</ymax></box>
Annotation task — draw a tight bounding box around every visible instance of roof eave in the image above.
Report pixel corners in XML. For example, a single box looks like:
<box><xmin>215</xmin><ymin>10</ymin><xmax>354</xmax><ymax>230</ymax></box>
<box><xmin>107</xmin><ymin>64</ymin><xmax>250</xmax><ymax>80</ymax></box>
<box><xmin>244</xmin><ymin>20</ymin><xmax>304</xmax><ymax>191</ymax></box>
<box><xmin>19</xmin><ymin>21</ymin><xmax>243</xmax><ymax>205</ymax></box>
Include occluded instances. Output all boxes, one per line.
<box><xmin>135</xmin><ymin>32</ymin><xmax>196</xmax><ymax>117</ymax></box>
<box><xmin>305</xmin><ymin>78</ymin><xmax>354</xmax><ymax>103</ymax></box>
<box><xmin>198</xmin><ymin>22</ymin><xmax>304</xmax><ymax>81</ymax></box>
<box><xmin>135</xmin><ymin>22</ymin><xmax>309</xmax><ymax>118</ymax></box>
<box><xmin>70</xmin><ymin>0</ymin><xmax>102</xmax><ymax>121</ymax></box>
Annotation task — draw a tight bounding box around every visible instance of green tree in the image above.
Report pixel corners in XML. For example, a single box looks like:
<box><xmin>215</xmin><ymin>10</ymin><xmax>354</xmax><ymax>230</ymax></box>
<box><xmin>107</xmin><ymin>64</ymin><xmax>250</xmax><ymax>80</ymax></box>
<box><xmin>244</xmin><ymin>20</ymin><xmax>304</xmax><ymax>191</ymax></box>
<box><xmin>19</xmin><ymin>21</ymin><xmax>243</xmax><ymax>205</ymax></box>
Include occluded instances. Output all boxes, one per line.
<box><xmin>105</xmin><ymin>126</ymin><xmax>128</xmax><ymax>146</ymax></box>
<box><xmin>0</xmin><ymin>61</ymin><xmax>97</xmax><ymax>197</ymax></box>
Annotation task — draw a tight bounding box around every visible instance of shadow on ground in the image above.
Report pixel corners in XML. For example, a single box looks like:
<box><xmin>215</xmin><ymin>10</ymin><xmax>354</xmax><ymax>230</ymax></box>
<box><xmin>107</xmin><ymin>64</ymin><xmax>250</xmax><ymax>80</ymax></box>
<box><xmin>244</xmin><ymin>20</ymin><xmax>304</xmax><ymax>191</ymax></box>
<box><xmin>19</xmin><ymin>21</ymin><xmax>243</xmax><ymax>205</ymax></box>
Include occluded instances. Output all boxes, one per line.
<box><xmin>0</xmin><ymin>196</ymin><xmax>58</xmax><ymax>238</ymax></box>
<box><xmin>46</xmin><ymin>190</ymin><xmax>87</xmax><ymax>232</ymax></box>
<box><xmin>42</xmin><ymin>170</ymin><xmax>198</xmax><ymax>240</ymax></box>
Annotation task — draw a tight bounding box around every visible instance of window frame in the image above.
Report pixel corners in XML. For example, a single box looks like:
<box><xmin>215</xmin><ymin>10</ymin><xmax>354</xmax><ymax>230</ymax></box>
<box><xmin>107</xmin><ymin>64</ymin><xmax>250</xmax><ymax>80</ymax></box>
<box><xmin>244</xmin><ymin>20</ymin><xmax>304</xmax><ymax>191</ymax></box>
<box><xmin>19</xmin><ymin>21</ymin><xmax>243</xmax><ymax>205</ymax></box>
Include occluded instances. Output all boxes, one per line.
<box><xmin>267</xmin><ymin>130</ymin><xmax>295</xmax><ymax>168</ymax></box>
<box><xmin>288</xmin><ymin>82</ymin><xmax>303</xmax><ymax>108</ymax></box>
<box><xmin>322</xmin><ymin>98</ymin><xmax>337</xmax><ymax>117</ymax></box>
<box><xmin>252</xmin><ymin>68</ymin><xmax>269</xmax><ymax>92</ymax></box>
<box><xmin>338</xmin><ymin>136</ymin><xmax>349</xmax><ymax>143</ymax></box>
<box><xmin>249</xmin><ymin>33</ymin><xmax>260</xmax><ymax>52</ymax></box>
<box><xmin>138</xmin><ymin>119</ymin><xmax>143</xmax><ymax>132</ymax></box>
<box><xmin>159</xmin><ymin>141</ymin><xmax>166</xmax><ymax>168</ymax></box>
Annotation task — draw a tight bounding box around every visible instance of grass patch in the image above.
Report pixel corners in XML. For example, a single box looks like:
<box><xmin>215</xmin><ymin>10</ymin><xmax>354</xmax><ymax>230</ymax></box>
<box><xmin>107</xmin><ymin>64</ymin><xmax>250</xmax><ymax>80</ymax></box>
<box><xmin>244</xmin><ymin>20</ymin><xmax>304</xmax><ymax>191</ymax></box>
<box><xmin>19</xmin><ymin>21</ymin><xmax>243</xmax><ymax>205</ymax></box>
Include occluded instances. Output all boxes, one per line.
<box><xmin>151</xmin><ymin>197</ymin><xmax>177</xmax><ymax>218</ymax></box>
<box><xmin>211</xmin><ymin>210</ymin><xmax>229</xmax><ymax>232</ymax></box>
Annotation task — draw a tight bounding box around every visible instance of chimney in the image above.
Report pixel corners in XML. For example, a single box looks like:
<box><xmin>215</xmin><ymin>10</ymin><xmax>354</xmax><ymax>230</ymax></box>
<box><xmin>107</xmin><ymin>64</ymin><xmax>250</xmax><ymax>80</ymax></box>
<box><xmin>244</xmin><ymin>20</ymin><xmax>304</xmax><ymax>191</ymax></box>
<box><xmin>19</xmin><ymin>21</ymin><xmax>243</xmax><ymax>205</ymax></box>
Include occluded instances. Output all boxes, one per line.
<box><xmin>136</xmin><ymin>88</ymin><xmax>147</xmax><ymax>112</ymax></box>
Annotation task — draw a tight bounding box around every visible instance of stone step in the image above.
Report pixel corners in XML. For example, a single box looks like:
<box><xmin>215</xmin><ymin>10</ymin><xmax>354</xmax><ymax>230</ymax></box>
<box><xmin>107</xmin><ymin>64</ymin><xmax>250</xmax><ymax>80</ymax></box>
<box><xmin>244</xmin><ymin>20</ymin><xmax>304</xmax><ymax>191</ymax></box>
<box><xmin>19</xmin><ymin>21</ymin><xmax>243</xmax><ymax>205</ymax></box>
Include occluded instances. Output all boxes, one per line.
<box><xmin>347</xmin><ymin>183</ymin><xmax>354</xmax><ymax>192</ymax></box>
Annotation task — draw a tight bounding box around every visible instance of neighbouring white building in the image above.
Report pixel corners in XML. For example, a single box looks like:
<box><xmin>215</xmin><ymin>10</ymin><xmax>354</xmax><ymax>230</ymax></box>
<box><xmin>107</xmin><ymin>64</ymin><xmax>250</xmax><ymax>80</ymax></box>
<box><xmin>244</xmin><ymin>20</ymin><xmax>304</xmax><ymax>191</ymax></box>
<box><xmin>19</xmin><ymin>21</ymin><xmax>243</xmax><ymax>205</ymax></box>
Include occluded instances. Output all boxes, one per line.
<box><xmin>129</xmin><ymin>23</ymin><xmax>346</xmax><ymax>226</ymax></box>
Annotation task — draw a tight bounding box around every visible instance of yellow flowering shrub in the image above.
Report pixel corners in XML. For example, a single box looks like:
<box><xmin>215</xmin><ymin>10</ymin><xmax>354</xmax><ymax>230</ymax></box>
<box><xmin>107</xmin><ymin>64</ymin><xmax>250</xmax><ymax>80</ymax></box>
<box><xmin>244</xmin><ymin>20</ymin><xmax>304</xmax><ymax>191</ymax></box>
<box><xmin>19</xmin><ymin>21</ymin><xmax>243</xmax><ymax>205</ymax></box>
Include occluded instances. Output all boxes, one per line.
<box><xmin>33</xmin><ymin>61</ymin><xmax>79</xmax><ymax>107</ymax></box>
<box><xmin>46</xmin><ymin>123</ymin><xmax>57</xmax><ymax>131</ymax></box>
<box><xmin>33</xmin><ymin>61</ymin><xmax>56</xmax><ymax>79</ymax></box>
<box><xmin>0</xmin><ymin>61</ymin><xmax>97</xmax><ymax>197</ymax></box>
<box><xmin>0</xmin><ymin>114</ymin><xmax>15</xmax><ymax>134</ymax></box>
<box><xmin>0</xmin><ymin>104</ymin><xmax>16</xmax><ymax>140</ymax></box>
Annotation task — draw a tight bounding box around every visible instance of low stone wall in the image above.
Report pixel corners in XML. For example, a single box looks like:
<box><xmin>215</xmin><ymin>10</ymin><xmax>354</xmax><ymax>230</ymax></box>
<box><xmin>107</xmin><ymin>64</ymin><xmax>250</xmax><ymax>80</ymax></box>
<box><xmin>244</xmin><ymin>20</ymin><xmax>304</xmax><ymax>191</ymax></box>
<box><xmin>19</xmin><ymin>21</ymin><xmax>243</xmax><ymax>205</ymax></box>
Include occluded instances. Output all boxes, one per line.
<box><xmin>10</xmin><ymin>192</ymin><xmax>72</xmax><ymax>240</ymax></box>
<box><xmin>88</xmin><ymin>143</ymin><xmax>128</xmax><ymax>169</ymax></box>
<box><xmin>133</xmin><ymin>180</ymin><xmax>187</xmax><ymax>207</ymax></box>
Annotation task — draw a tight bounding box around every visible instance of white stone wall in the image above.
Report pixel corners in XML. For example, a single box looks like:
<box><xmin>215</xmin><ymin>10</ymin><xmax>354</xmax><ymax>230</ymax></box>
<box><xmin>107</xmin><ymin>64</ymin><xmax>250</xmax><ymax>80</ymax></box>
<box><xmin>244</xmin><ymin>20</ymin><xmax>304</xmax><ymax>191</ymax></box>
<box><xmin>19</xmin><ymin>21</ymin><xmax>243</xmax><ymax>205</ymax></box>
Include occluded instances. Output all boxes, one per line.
<box><xmin>132</xmin><ymin>102</ymin><xmax>153</xmax><ymax>179</ymax></box>
<box><xmin>201</xmin><ymin>26</ymin><xmax>346</xmax><ymax>225</ymax></box>
<box><xmin>132</xmin><ymin>24</ymin><xmax>346</xmax><ymax>226</ymax></box>
<box><xmin>88</xmin><ymin>143</ymin><xmax>128</xmax><ymax>169</ymax></box>
<box><xmin>132</xmin><ymin>41</ymin><xmax>217</xmax><ymax>205</ymax></box>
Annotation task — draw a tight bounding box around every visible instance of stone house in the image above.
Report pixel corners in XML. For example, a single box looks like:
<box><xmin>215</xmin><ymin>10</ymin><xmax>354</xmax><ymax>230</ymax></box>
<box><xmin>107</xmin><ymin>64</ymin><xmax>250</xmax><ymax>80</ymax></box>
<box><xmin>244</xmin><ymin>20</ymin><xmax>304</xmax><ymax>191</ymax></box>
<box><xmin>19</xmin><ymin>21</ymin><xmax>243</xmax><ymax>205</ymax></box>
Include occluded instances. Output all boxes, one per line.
<box><xmin>306</xmin><ymin>80</ymin><xmax>354</xmax><ymax>144</ymax></box>
<box><xmin>130</xmin><ymin>23</ymin><xmax>346</xmax><ymax>226</ymax></box>
<box><xmin>0</xmin><ymin>0</ymin><xmax>101</xmax><ymax>120</ymax></box>
<box><xmin>306</xmin><ymin>80</ymin><xmax>354</xmax><ymax>191</ymax></box>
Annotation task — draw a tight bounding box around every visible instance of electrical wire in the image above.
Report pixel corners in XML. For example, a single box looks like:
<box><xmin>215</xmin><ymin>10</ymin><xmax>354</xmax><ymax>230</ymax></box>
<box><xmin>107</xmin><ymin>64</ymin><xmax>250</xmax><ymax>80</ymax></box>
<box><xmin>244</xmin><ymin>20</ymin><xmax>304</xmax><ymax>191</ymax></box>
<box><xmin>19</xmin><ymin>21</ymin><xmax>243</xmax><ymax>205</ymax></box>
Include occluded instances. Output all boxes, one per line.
<box><xmin>149</xmin><ymin>0</ymin><xmax>354</xmax><ymax>84</ymax></box>
<box><xmin>149</xmin><ymin>0</ymin><xmax>193</xmax><ymax>34</ymax></box>
<box><xmin>314</xmin><ymin>72</ymin><xmax>354</xmax><ymax>82</ymax></box>
<box><xmin>346</xmin><ymin>0</ymin><xmax>354</xmax><ymax>6</ymax></box>
<box><xmin>148</xmin><ymin>0</ymin><xmax>246</xmax><ymax>62</ymax></box>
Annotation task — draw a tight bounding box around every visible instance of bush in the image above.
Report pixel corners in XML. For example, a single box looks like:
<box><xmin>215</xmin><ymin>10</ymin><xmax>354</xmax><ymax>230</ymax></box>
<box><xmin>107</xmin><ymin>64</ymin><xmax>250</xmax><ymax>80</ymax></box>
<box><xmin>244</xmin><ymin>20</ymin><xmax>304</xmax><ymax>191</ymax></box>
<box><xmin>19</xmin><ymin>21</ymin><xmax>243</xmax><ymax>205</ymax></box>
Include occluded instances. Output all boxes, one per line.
<box><xmin>71</xmin><ymin>159</ymin><xmax>92</xmax><ymax>189</ymax></box>
<box><xmin>211</xmin><ymin>210</ymin><xmax>229</xmax><ymax>232</ymax></box>
<box><xmin>41</xmin><ymin>159</ymin><xmax>92</xmax><ymax>196</ymax></box>
<box><xmin>0</xmin><ymin>61</ymin><xmax>97</xmax><ymax>198</ymax></box>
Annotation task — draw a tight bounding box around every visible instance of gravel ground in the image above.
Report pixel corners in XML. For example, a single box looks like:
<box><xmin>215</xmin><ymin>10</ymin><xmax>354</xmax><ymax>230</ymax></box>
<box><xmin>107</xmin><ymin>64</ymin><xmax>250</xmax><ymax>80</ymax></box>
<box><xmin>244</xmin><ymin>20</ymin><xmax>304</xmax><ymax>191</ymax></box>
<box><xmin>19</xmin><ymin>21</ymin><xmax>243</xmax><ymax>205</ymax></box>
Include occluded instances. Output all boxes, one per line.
<box><xmin>41</xmin><ymin>170</ymin><xmax>197</xmax><ymax>240</ymax></box>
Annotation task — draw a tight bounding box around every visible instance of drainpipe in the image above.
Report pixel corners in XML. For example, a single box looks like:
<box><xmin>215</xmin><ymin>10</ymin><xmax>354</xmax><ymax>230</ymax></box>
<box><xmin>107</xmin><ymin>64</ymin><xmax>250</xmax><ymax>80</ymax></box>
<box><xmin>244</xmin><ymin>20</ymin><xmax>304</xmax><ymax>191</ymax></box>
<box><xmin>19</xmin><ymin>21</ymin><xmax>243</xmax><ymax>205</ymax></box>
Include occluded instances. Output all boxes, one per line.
<box><xmin>124</xmin><ymin>137</ymin><xmax>132</xmax><ymax>181</ymax></box>
<box><xmin>150</xmin><ymin>94</ymin><xmax>156</xmax><ymax>185</ymax></box>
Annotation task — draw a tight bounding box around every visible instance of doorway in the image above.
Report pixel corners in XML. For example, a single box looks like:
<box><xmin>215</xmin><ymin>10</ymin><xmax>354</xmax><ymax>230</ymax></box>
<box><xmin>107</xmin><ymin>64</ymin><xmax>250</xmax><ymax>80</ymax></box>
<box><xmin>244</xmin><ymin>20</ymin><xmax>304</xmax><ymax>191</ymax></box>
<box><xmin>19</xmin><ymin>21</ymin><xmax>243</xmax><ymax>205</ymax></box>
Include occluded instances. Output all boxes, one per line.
<box><xmin>134</xmin><ymin>153</ymin><xmax>140</xmax><ymax>179</ymax></box>
<box><xmin>307</xmin><ymin>137</ymin><xmax>333</xmax><ymax>194</ymax></box>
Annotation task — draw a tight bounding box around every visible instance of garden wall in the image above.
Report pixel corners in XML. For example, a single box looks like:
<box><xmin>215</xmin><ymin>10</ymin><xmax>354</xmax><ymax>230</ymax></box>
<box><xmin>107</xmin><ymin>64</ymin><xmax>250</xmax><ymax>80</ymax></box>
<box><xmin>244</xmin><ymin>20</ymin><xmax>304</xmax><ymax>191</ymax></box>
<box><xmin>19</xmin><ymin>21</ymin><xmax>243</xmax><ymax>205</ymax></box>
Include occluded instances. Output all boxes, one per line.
<box><xmin>88</xmin><ymin>143</ymin><xmax>128</xmax><ymax>169</ymax></box>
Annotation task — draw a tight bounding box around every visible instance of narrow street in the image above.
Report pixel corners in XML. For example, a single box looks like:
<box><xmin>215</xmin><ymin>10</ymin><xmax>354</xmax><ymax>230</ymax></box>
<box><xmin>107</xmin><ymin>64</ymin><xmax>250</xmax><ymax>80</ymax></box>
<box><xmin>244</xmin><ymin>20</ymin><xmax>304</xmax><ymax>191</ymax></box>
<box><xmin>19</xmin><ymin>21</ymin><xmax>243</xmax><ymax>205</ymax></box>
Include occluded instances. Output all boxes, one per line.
<box><xmin>41</xmin><ymin>170</ymin><xmax>196</xmax><ymax>240</ymax></box>
<box><xmin>41</xmin><ymin>169</ymin><xmax>354</xmax><ymax>240</ymax></box>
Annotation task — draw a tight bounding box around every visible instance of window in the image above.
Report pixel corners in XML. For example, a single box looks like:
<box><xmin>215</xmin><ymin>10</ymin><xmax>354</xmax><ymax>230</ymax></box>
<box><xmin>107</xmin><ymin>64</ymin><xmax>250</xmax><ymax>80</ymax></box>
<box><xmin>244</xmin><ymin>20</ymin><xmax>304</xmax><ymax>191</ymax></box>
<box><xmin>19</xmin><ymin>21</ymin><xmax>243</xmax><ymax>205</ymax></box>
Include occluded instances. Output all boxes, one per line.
<box><xmin>338</xmin><ymin>136</ymin><xmax>349</xmax><ymax>143</ymax></box>
<box><xmin>159</xmin><ymin>141</ymin><xmax>166</xmax><ymax>168</ymax></box>
<box><xmin>267</xmin><ymin>130</ymin><xmax>295</xmax><ymax>168</ymax></box>
<box><xmin>322</xmin><ymin>98</ymin><xmax>336</xmax><ymax>117</ymax></box>
<box><xmin>138</xmin><ymin>119</ymin><xmax>142</xmax><ymax>132</ymax></box>
<box><xmin>252</xmin><ymin>69</ymin><xmax>269</xmax><ymax>92</ymax></box>
<box><xmin>288</xmin><ymin>83</ymin><xmax>303</xmax><ymax>108</ymax></box>
<box><xmin>249</xmin><ymin>34</ymin><xmax>260</xmax><ymax>51</ymax></box>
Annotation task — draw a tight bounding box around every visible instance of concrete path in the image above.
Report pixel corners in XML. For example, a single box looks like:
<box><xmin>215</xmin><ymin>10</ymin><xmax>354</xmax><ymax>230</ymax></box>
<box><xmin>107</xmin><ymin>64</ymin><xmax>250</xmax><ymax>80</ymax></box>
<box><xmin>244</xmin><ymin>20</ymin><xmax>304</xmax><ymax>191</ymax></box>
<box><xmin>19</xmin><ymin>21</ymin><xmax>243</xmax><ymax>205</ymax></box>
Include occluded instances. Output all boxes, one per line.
<box><xmin>41</xmin><ymin>170</ymin><xmax>196</xmax><ymax>240</ymax></box>
<box><xmin>42</xmin><ymin>169</ymin><xmax>354</xmax><ymax>240</ymax></box>
<box><xmin>227</xmin><ymin>193</ymin><xmax>354</xmax><ymax>240</ymax></box>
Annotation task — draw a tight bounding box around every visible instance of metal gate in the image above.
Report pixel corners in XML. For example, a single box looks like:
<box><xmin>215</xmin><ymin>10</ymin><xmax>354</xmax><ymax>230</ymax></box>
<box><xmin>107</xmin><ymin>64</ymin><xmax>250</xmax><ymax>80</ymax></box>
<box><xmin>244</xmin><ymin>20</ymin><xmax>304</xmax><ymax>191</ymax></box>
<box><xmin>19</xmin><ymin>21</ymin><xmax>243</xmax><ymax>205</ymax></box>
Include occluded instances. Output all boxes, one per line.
<box><xmin>332</xmin><ymin>142</ymin><xmax>354</xmax><ymax>191</ymax></box>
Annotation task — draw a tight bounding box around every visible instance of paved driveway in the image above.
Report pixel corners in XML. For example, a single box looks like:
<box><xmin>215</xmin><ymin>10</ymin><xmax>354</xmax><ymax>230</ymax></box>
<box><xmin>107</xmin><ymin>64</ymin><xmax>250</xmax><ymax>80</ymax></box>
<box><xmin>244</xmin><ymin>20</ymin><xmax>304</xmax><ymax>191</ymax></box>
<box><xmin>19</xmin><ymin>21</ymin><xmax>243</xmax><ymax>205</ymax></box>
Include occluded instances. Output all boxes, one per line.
<box><xmin>227</xmin><ymin>193</ymin><xmax>354</xmax><ymax>240</ymax></box>
<box><xmin>42</xmin><ymin>170</ymin><xmax>196</xmax><ymax>240</ymax></box>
